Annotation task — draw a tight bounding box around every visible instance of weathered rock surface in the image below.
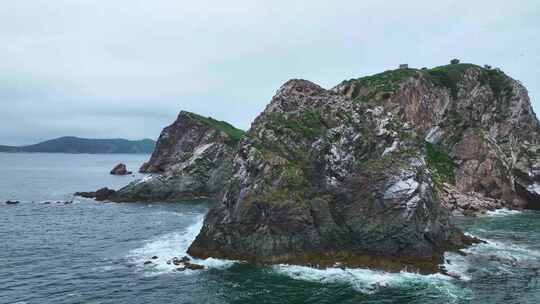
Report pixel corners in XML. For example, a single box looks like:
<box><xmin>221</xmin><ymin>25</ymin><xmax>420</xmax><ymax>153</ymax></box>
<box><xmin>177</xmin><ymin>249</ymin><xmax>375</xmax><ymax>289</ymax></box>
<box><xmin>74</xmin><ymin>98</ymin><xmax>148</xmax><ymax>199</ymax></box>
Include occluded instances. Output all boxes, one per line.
<box><xmin>439</xmin><ymin>183</ymin><xmax>505</xmax><ymax>216</ymax></box>
<box><xmin>77</xmin><ymin>111</ymin><xmax>244</xmax><ymax>202</ymax></box>
<box><xmin>331</xmin><ymin>65</ymin><xmax>540</xmax><ymax>210</ymax></box>
<box><xmin>189</xmin><ymin>78</ymin><xmax>474</xmax><ymax>272</ymax></box>
<box><xmin>110</xmin><ymin>163</ymin><xmax>131</xmax><ymax>175</ymax></box>
<box><xmin>189</xmin><ymin>64</ymin><xmax>540</xmax><ymax>272</ymax></box>
<box><xmin>168</xmin><ymin>256</ymin><xmax>204</xmax><ymax>271</ymax></box>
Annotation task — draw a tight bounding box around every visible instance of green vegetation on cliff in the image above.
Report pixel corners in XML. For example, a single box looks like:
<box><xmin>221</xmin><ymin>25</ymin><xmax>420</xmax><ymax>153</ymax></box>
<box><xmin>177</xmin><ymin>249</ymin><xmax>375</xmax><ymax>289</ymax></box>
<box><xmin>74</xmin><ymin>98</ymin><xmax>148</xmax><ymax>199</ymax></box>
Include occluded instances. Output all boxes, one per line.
<box><xmin>423</xmin><ymin>63</ymin><xmax>478</xmax><ymax>99</ymax></box>
<box><xmin>188</xmin><ymin>113</ymin><xmax>245</xmax><ymax>146</ymax></box>
<box><xmin>423</xmin><ymin>63</ymin><xmax>514</xmax><ymax>100</ymax></box>
<box><xmin>355</xmin><ymin>69</ymin><xmax>417</xmax><ymax>93</ymax></box>
<box><xmin>425</xmin><ymin>142</ymin><xmax>456</xmax><ymax>185</ymax></box>
<box><xmin>343</xmin><ymin>68</ymin><xmax>417</xmax><ymax>101</ymax></box>
<box><xmin>266</xmin><ymin>111</ymin><xmax>325</xmax><ymax>140</ymax></box>
<box><xmin>479</xmin><ymin>68</ymin><xmax>514</xmax><ymax>99</ymax></box>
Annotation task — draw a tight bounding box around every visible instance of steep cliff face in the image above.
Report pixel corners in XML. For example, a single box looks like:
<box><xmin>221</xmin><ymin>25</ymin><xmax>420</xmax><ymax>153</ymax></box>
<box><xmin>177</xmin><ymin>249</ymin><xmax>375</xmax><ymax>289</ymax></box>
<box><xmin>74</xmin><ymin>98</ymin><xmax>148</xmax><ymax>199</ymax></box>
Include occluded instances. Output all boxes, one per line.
<box><xmin>331</xmin><ymin>64</ymin><xmax>540</xmax><ymax>209</ymax></box>
<box><xmin>108</xmin><ymin>111</ymin><xmax>244</xmax><ymax>202</ymax></box>
<box><xmin>188</xmin><ymin>79</ymin><xmax>474</xmax><ymax>272</ymax></box>
<box><xmin>188</xmin><ymin>64</ymin><xmax>540</xmax><ymax>271</ymax></box>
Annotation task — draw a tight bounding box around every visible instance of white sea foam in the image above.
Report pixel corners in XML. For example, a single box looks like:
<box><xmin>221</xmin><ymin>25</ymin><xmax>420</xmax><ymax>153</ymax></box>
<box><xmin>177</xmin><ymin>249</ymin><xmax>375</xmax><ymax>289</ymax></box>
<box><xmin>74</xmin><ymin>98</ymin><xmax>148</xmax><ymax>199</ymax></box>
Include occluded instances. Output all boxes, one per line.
<box><xmin>467</xmin><ymin>239</ymin><xmax>540</xmax><ymax>261</ymax></box>
<box><xmin>484</xmin><ymin>208</ymin><xmax>522</xmax><ymax>217</ymax></box>
<box><xmin>442</xmin><ymin>234</ymin><xmax>540</xmax><ymax>283</ymax></box>
<box><xmin>127</xmin><ymin>214</ymin><xmax>234</xmax><ymax>275</ymax></box>
<box><xmin>137</xmin><ymin>174</ymin><xmax>155</xmax><ymax>184</ymax></box>
<box><xmin>271</xmin><ymin>264</ymin><xmax>466</xmax><ymax>297</ymax></box>
<box><xmin>442</xmin><ymin>252</ymin><xmax>472</xmax><ymax>281</ymax></box>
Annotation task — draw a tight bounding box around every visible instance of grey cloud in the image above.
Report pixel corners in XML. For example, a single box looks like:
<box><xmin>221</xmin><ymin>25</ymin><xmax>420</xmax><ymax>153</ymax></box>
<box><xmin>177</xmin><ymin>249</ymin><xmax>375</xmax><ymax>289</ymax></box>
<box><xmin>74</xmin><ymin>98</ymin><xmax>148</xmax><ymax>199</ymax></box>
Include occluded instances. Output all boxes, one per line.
<box><xmin>1</xmin><ymin>0</ymin><xmax>539</xmax><ymax>145</ymax></box>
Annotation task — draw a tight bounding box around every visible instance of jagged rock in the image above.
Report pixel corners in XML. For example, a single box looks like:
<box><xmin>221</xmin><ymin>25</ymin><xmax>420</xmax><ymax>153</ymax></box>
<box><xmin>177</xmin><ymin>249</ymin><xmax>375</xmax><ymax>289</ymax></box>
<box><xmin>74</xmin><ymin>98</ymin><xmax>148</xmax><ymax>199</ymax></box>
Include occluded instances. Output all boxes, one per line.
<box><xmin>440</xmin><ymin>183</ymin><xmax>504</xmax><ymax>216</ymax></box>
<box><xmin>169</xmin><ymin>256</ymin><xmax>203</xmax><ymax>270</ymax></box>
<box><xmin>189</xmin><ymin>64</ymin><xmax>540</xmax><ymax>272</ymax></box>
<box><xmin>110</xmin><ymin>163</ymin><xmax>131</xmax><ymax>175</ymax></box>
<box><xmin>188</xmin><ymin>78</ymin><xmax>475</xmax><ymax>273</ymax></box>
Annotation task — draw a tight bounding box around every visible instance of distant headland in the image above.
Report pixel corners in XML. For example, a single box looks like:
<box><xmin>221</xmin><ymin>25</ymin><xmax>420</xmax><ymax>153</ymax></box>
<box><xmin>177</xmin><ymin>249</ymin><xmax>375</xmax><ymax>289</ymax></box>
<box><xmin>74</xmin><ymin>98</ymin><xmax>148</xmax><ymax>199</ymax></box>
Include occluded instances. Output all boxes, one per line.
<box><xmin>0</xmin><ymin>136</ymin><xmax>155</xmax><ymax>154</ymax></box>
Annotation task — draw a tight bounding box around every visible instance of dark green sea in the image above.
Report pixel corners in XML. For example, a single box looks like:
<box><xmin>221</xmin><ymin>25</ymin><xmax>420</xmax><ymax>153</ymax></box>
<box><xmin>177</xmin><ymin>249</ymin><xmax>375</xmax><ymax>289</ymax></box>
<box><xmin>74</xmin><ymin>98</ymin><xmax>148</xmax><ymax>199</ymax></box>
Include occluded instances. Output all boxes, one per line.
<box><xmin>1</xmin><ymin>153</ymin><xmax>539</xmax><ymax>303</ymax></box>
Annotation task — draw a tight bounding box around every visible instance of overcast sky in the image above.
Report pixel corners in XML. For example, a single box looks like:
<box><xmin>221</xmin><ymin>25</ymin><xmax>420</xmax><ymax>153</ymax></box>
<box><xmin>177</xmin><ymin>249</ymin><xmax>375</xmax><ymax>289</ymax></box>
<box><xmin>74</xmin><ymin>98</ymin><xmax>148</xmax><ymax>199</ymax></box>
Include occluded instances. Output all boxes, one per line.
<box><xmin>2</xmin><ymin>0</ymin><xmax>539</xmax><ymax>145</ymax></box>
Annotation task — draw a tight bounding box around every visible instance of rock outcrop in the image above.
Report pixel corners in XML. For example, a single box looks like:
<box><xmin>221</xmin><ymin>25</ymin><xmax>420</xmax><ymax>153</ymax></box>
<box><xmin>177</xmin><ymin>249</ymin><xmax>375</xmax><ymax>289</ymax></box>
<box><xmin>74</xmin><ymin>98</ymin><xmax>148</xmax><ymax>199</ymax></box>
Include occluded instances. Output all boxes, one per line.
<box><xmin>78</xmin><ymin>111</ymin><xmax>245</xmax><ymax>202</ymax></box>
<box><xmin>110</xmin><ymin>163</ymin><xmax>131</xmax><ymax>175</ymax></box>
<box><xmin>439</xmin><ymin>183</ymin><xmax>505</xmax><ymax>216</ymax></box>
<box><xmin>188</xmin><ymin>63</ymin><xmax>540</xmax><ymax>272</ymax></box>
<box><xmin>75</xmin><ymin>188</ymin><xmax>116</xmax><ymax>201</ymax></box>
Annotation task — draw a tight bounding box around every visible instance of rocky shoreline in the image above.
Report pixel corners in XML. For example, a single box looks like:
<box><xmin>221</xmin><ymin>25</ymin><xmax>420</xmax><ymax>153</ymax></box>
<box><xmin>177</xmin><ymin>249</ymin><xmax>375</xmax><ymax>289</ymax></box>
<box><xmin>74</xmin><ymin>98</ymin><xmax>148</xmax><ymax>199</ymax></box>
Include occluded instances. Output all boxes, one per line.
<box><xmin>440</xmin><ymin>183</ymin><xmax>508</xmax><ymax>216</ymax></box>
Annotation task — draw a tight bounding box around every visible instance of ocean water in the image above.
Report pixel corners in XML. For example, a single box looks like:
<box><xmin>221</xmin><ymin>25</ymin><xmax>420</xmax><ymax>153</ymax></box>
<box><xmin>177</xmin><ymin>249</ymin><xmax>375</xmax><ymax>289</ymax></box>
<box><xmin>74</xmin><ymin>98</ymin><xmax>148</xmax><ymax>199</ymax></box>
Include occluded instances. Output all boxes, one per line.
<box><xmin>1</xmin><ymin>153</ymin><xmax>540</xmax><ymax>304</ymax></box>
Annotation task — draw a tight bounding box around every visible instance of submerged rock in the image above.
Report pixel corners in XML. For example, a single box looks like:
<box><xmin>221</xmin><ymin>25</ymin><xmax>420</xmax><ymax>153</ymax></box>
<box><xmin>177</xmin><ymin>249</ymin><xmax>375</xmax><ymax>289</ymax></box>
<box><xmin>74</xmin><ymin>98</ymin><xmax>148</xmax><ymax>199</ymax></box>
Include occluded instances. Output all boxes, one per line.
<box><xmin>169</xmin><ymin>256</ymin><xmax>204</xmax><ymax>270</ymax></box>
<box><xmin>184</xmin><ymin>262</ymin><xmax>205</xmax><ymax>270</ymax></box>
<box><xmin>75</xmin><ymin>188</ymin><xmax>116</xmax><ymax>201</ymax></box>
<box><xmin>110</xmin><ymin>163</ymin><xmax>131</xmax><ymax>175</ymax></box>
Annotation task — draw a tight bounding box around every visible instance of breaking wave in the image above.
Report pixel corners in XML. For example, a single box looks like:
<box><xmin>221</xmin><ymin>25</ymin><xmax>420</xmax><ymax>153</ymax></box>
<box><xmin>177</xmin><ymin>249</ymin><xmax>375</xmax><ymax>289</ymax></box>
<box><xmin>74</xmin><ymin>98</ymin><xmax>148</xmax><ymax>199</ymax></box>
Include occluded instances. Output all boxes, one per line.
<box><xmin>271</xmin><ymin>264</ymin><xmax>470</xmax><ymax>299</ymax></box>
<box><xmin>484</xmin><ymin>208</ymin><xmax>522</xmax><ymax>217</ymax></box>
<box><xmin>443</xmin><ymin>235</ymin><xmax>540</xmax><ymax>283</ymax></box>
<box><xmin>127</xmin><ymin>214</ymin><xmax>233</xmax><ymax>275</ymax></box>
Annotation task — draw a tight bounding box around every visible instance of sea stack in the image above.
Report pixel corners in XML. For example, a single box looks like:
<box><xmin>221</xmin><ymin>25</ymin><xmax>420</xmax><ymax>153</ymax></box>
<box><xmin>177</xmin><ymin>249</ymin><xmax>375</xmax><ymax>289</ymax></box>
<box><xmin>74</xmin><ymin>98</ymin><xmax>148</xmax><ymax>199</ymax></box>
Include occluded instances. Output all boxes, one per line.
<box><xmin>188</xmin><ymin>64</ymin><xmax>540</xmax><ymax>272</ymax></box>
<box><xmin>110</xmin><ymin>163</ymin><xmax>131</xmax><ymax>175</ymax></box>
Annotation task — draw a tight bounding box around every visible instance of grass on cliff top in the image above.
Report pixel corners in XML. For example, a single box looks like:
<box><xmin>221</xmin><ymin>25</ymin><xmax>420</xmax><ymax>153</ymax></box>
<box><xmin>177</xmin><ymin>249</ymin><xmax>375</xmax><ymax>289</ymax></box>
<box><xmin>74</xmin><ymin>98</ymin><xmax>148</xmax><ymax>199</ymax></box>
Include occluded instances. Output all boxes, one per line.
<box><xmin>188</xmin><ymin>112</ymin><xmax>245</xmax><ymax>146</ymax></box>
<box><xmin>343</xmin><ymin>68</ymin><xmax>418</xmax><ymax>100</ymax></box>
<box><xmin>425</xmin><ymin>142</ymin><xmax>456</xmax><ymax>186</ymax></box>
<box><xmin>423</xmin><ymin>63</ymin><xmax>479</xmax><ymax>99</ymax></box>
<box><xmin>343</xmin><ymin>63</ymin><xmax>513</xmax><ymax>102</ymax></box>
<box><xmin>422</xmin><ymin>63</ymin><xmax>513</xmax><ymax>100</ymax></box>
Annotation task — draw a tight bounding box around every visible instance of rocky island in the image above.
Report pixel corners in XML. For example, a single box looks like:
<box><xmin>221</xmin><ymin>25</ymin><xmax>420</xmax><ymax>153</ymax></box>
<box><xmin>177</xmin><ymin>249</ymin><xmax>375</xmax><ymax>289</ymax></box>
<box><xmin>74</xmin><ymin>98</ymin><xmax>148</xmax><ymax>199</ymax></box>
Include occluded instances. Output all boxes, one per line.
<box><xmin>76</xmin><ymin>111</ymin><xmax>244</xmax><ymax>202</ymax></box>
<box><xmin>78</xmin><ymin>62</ymin><xmax>540</xmax><ymax>273</ymax></box>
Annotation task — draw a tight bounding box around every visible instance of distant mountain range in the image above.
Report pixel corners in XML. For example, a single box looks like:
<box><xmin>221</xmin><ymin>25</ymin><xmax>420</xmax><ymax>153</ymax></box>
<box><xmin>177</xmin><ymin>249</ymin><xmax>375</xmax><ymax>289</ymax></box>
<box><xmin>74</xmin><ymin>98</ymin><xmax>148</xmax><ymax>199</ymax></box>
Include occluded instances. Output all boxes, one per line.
<box><xmin>0</xmin><ymin>136</ymin><xmax>156</xmax><ymax>154</ymax></box>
